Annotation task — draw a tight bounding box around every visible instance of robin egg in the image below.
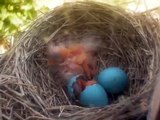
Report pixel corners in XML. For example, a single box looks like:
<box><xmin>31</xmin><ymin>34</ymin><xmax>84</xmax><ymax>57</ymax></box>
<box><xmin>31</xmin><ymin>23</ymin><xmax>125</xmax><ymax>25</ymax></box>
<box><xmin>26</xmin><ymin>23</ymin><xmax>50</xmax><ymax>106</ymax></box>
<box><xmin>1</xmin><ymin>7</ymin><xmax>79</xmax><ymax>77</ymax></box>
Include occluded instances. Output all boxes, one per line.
<box><xmin>97</xmin><ymin>67</ymin><xmax>128</xmax><ymax>94</ymax></box>
<box><xmin>80</xmin><ymin>84</ymin><xmax>109</xmax><ymax>107</ymax></box>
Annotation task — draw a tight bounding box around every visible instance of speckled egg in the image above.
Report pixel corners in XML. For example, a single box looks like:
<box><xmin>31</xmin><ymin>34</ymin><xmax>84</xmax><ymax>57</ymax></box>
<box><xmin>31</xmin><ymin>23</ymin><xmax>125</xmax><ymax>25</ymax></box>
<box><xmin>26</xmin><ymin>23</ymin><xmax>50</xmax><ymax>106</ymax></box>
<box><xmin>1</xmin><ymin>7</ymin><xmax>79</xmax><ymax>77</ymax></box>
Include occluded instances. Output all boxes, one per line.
<box><xmin>80</xmin><ymin>84</ymin><xmax>108</xmax><ymax>107</ymax></box>
<box><xmin>97</xmin><ymin>67</ymin><xmax>128</xmax><ymax>94</ymax></box>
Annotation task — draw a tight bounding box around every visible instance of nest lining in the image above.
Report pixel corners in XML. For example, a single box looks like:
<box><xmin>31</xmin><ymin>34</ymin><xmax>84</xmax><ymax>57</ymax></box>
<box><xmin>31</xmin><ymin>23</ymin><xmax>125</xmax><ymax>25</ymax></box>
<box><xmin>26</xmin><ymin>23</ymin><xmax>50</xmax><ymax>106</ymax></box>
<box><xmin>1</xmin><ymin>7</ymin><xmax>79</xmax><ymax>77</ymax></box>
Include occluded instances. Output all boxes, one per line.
<box><xmin>0</xmin><ymin>1</ymin><xmax>160</xmax><ymax>120</ymax></box>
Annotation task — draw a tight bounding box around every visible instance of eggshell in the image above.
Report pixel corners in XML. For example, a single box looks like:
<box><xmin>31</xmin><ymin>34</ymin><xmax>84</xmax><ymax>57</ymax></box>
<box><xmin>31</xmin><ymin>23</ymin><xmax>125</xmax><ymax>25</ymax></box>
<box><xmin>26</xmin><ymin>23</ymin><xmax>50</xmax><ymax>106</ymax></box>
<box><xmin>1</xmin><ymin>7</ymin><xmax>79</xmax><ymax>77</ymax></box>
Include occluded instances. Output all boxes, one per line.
<box><xmin>67</xmin><ymin>75</ymin><xmax>80</xmax><ymax>98</ymax></box>
<box><xmin>98</xmin><ymin>67</ymin><xmax>128</xmax><ymax>94</ymax></box>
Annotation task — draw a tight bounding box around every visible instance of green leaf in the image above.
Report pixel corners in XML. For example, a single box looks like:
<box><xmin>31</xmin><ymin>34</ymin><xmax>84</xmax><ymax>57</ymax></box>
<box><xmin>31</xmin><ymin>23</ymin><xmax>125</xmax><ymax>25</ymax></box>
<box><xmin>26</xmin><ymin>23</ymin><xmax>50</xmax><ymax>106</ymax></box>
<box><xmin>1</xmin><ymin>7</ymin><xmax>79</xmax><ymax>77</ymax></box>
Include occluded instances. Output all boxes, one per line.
<box><xmin>0</xmin><ymin>6</ymin><xmax>8</xmax><ymax>20</ymax></box>
<box><xmin>8</xmin><ymin>14</ymin><xmax>23</xmax><ymax>25</ymax></box>
<box><xmin>40</xmin><ymin>6</ymin><xmax>50</xmax><ymax>13</ymax></box>
<box><xmin>21</xmin><ymin>4</ymin><xmax>32</xmax><ymax>10</ymax></box>
<box><xmin>27</xmin><ymin>0</ymin><xmax>33</xmax><ymax>4</ymax></box>
<box><xmin>0</xmin><ymin>0</ymin><xmax>5</xmax><ymax>4</ymax></box>
<box><xmin>0</xmin><ymin>0</ymin><xmax>38</xmax><ymax>37</ymax></box>
<box><xmin>0</xmin><ymin>21</ymin><xmax>3</xmax><ymax>29</ymax></box>
<box><xmin>3</xmin><ymin>18</ymin><xmax>10</xmax><ymax>27</ymax></box>
<box><xmin>7</xmin><ymin>5</ymin><xmax>14</xmax><ymax>11</ymax></box>
<box><xmin>9</xmin><ymin>24</ymin><xmax>18</xmax><ymax>34</ymax></box>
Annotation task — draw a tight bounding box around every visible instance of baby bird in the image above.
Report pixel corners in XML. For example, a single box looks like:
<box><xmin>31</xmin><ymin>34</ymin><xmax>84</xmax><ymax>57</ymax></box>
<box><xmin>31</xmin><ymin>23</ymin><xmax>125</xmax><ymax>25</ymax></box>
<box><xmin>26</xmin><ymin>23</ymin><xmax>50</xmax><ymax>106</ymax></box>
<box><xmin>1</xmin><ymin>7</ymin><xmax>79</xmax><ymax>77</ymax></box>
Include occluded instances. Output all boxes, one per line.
<box><xmin>47</xmin><ymin>42</ymin><xmax>98</xmax><ymax>80</ymax></box>
<box><xmin>60</xmin><ymin>58</ymin><xmax>84</xmax><ymax>80</ymax></box>
<box><xmin>47</xmin><ymin>44</ymin><xmax>71</xmax><ymax>65</ymax></box>
<box><xmin>68</xmin><ymin>43</ymin><xmax>98</xmax><ymax>79</ymax></box>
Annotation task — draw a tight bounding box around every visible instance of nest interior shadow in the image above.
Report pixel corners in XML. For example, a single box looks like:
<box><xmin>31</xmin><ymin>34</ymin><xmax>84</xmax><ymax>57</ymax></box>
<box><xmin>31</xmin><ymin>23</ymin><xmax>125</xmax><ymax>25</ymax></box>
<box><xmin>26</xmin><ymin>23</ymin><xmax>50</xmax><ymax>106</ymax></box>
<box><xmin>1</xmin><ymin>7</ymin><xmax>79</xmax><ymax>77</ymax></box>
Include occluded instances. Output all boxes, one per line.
<box><xmin>1</xmin><ymin>1</ymin><xmax>160</xmax><ymax>120</ymax></box>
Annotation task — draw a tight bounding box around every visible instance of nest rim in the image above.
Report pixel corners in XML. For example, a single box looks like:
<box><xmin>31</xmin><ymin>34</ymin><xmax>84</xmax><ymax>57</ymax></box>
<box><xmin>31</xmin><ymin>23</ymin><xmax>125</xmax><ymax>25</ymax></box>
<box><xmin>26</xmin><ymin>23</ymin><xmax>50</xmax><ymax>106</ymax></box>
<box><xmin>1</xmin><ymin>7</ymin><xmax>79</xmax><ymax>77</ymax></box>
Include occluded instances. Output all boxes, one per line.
<box><xmin>1</xmin><ymin>1</ymin><xmax>160</xmax><ymax>120</ymax></box>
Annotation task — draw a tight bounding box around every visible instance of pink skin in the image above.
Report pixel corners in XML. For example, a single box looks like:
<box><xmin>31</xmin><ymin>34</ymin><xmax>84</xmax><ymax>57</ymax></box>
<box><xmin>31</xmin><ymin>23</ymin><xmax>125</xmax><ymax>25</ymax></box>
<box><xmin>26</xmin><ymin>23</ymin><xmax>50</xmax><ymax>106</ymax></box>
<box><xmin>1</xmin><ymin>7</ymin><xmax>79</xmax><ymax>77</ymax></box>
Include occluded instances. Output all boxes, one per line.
<box><xmin>60</xmin><ymin>58</ymin><xmax>84</xmax><ymax>80</ymax></box>
<box><xmin>48</xmin><ymin>43</ymin><xmax>98</xmax><ymax>80</ymax></box>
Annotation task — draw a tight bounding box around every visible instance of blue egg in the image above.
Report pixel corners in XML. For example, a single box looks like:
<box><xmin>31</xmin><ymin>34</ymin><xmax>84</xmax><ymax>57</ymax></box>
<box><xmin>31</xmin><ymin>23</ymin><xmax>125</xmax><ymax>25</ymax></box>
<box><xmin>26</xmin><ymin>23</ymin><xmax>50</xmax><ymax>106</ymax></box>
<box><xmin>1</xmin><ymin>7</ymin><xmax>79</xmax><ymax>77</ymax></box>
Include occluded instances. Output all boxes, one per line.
<box><xmin>80</xmin><ymin>84</ymin><xmax>108</xmax><ymax>107</ymax></box>
<box><xmin>98</xmin><ymin>67</ymin><xmax>128</xmax><ymax>94</ymax></box>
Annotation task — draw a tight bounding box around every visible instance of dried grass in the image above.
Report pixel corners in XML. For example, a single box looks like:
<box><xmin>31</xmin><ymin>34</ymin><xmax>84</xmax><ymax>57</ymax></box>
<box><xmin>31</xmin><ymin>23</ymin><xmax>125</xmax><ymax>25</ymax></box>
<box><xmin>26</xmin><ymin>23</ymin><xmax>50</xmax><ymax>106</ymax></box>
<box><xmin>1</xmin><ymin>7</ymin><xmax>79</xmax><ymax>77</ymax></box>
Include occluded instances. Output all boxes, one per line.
<box><xmin>0</xmin><ymin>1</ymin><xmax>160</xmax><ymax>120</ymax></box>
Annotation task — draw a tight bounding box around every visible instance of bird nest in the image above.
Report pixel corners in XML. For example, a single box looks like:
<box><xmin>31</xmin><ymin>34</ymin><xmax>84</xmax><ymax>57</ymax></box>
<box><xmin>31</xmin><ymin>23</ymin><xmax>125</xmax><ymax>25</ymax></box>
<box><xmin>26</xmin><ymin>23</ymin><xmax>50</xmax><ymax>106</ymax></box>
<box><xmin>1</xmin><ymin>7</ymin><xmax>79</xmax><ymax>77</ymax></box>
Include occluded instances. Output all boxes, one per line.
<box><xmin>1</xmin><ymin>1</ymin><xmax>160</xmax><ymax>120</ymax></box>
